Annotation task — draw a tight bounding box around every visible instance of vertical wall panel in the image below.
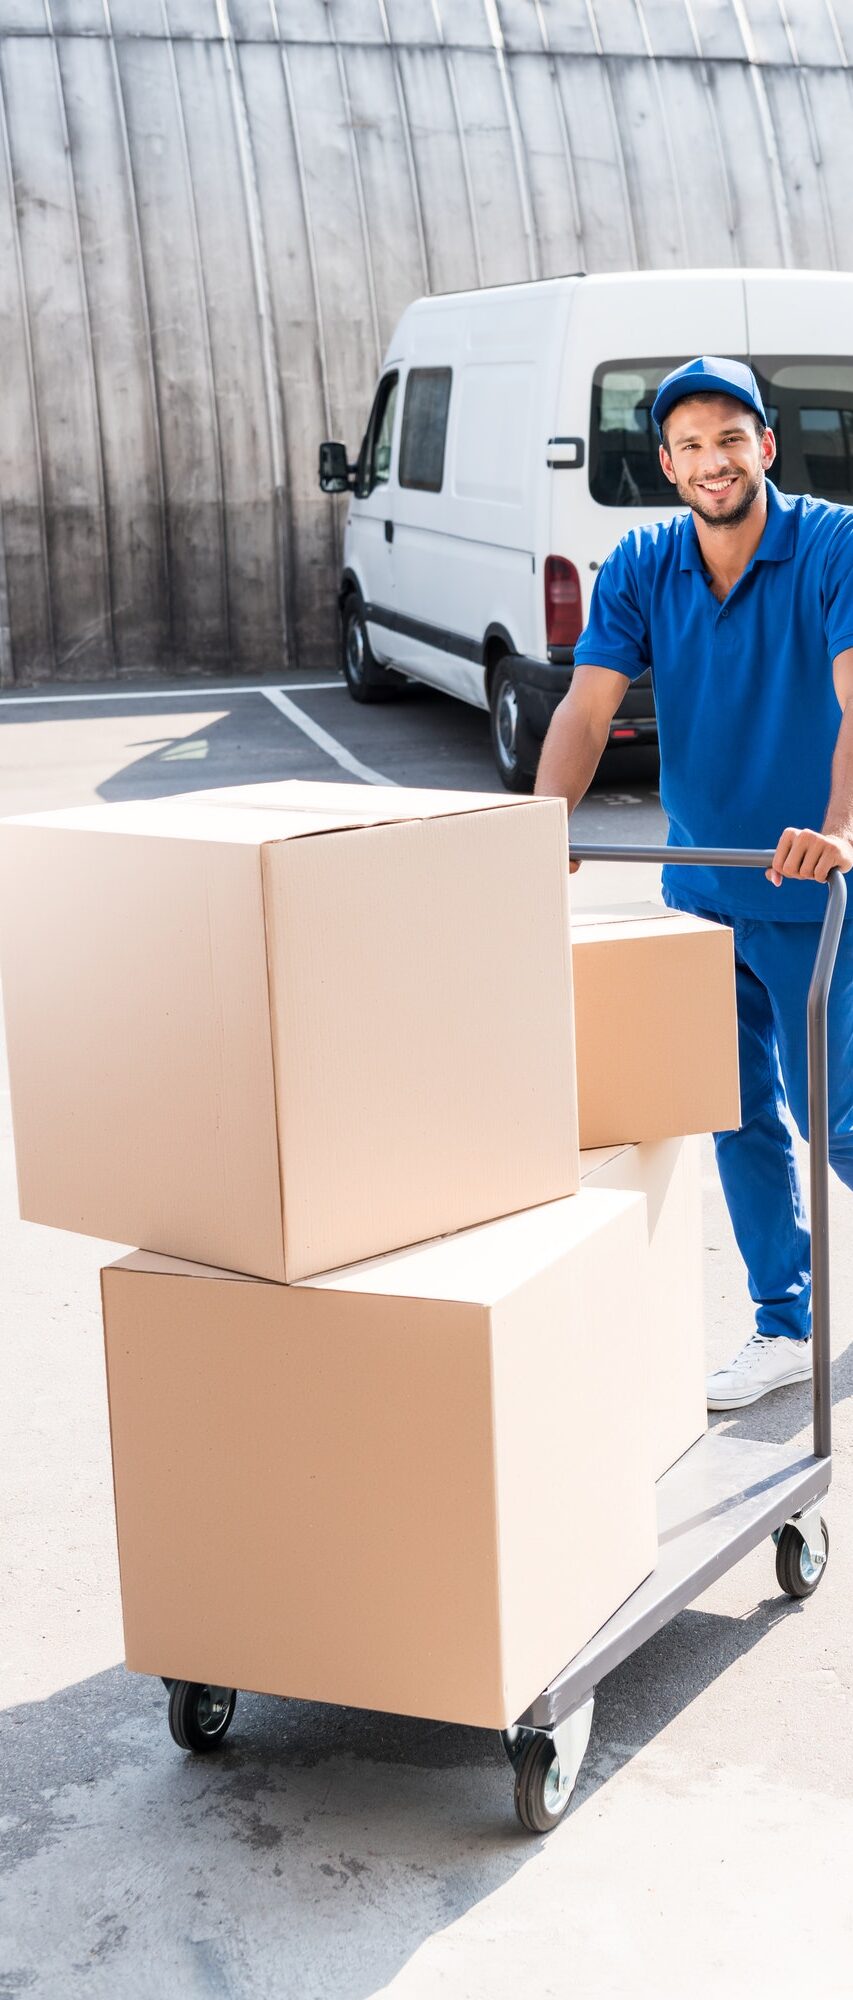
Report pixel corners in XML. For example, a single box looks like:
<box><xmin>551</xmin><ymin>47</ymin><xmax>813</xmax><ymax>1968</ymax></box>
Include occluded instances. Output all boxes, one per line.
<box><xmin>383</xmin><ymin>0</ymin><xmax>440</xmax><ymax>42</ymax></box>
<box><xmin>108</xmin><ymin>0</ymin><xmax>165</xmax><ymax>32</ymax></box>
<box><xmin>555</xmin><ymin>56</ymin><xmax>637</xmax><ymax>269</ymax></box>
<box><xmin>1</xmin><ymin>35</ymin><xmax>111</xmax><ymax>676</ymax></box>
<box><xmin>59</xmin><ymin>34</ymin><xmax>169</xmax><ymax>667</ymax></box>
<box><xmin>49</xmin><ymin>0</ymin><xmax>107</xmax><ymax>30</ymax></box>
<box><xmin>0</xmin><ymin>80</ymin><xmax>52</xmax><ymax>678</ymax></box>
<box><xmin>689</xmin><ymin>0</ymin><xmax>748</xmax><ymax>59</ymax></box>
<box><xmin>448</xmin><ymin>49</ymin><xmax>530</xmax><ymax>285</ymax></box>
<box><xmin>605</xmin><ymin>57</ymin><xmax>685</xmax><ymax>268</ymax></box>
<box><xmin>653</xmin><ymin>60</ymin><xmax>737</xmax><ymax>268</ymax></box>
<box><xmin>796</xmin><ymin>67</ymin><xmax>853</xmax><ymax>269</ymax></box>
<box><xmin>285</xmin><ymin>42</ymin><xmax>379</xmax><ymax>437</ymax></box>
<box><xmin>825</xmin><ymin>0</ymin><xmax>853</xmax><ymax>62</ymax></box>
<box><xmin>396</xmin><ymin>47</ymin><xmax>480</xmax><ymax>293</ymax></box>
<box><xmin>738</xmin><ymin>0</ymin><xmax>795</xmax><ymax>63</ymax></box>
<box><xmin>763</xmin><ymin>66</ymin><xmax>835</xmax><ymax>270</ymax></box>
<box><xmin>495</xmin><ymin>0</ymin><xmax>547</xmax><ymax>54</ymax></box>
<box><xmin>241</xmin><ymin>41</ymin><xmax>335</xmax><ymax>667</ymax></box>
<box><xmin>639</xmin><ymin>0</ymin><xmax>698</xmax><ymax>56</ymax></box>
<box><xmin>510</xmin><ymin>51</ymin><xmax>585</xmax><ymax>277</ymax></box>
<box><xmin>781</xmin><ymin>0</ymin><xmax>843</xmax><ymax>65</ymax></box>
<box><xmin>588</xmin><ymin>0</ymin><xmax>647</xmax><ymax>56</ymax></box>
<box><xmin>175</xmin><ymin>37</ymin><xmax>280</xmax><ymax>666</ymax></box>
<box><xmin>117</xmin><ymin>34</ymin><xmax>229</xmax><ymax>663</ymax></box>
<box><xmin>705</xmin><ymin>60</ymin><xmax>786</xmax><ymax>267</ymax></box>
<box><xmin>536</xmin><ymin>1</ymin><xmax>598</xmax><ymax>53</ymax></box>
<box><xmin>341</xmin><ymin>43</ymin><xmax>427</xmax><ymax>345</ymax></box>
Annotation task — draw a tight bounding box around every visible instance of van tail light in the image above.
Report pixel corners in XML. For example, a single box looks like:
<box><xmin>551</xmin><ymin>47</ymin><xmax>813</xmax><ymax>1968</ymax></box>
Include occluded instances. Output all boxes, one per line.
<box><xmin>544</xmin><ymin>556</ymin><xmax>583</xmax><ymax>649</ymax></box>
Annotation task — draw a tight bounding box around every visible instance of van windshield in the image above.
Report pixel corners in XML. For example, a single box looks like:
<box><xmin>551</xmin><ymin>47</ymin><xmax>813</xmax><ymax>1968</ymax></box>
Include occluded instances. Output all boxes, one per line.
<box><xmin>589</xmin><ymin>357</ymin><xmax>853</xmax><ymax>508</ymax></box>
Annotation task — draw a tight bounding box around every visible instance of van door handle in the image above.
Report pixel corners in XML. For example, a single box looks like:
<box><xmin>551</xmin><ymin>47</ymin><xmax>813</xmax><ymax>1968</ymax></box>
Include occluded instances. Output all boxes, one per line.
<box><xmin>385</xmin><ymin>520</ymin><xmax>394</xmax><ymax>544</ymax></box>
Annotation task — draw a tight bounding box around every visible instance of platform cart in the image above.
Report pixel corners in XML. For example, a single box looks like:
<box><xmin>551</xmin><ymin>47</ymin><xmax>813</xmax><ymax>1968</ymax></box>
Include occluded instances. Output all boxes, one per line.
<box><xmin>161</xmin><ymin>845</ymin><xmax>847</xmax><ymax>1838</ymax></box>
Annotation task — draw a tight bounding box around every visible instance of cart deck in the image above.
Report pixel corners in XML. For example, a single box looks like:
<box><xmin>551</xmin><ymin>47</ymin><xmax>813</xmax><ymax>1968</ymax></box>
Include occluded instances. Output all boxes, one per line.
<box><xmin>520</xmin><ymin>1429</ymin><xmax>830</xmax><ymax>1732</ymax></box>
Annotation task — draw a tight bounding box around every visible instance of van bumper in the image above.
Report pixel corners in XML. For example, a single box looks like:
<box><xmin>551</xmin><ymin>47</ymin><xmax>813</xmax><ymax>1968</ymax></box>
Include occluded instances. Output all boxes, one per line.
<box><xmin>514</xmin><ymin>655</ymin><xmax>657</xmax><ymax>746</ymax></box>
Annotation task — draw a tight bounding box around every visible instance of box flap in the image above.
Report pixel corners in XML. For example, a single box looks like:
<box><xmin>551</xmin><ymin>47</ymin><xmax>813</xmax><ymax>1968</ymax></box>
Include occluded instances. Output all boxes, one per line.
<box><xmin>573</xmin><ymin>908</ymin><xmax>723</xmax><ymax>944</ymax></box>
<box><xmin>299</xmin><ymin>1187</ymin><xmax>640</xmax><ymax>1308</ymax></box>
<box><xmin>172</xmin><ymin>777</ymin><xmax>539</xmax><ymax>828</ymax></box>
<box><xmin>106</xmin><ymin>1251</ymin><xmax>264</xmax><ymax>1284</ymax></box>
<box><xmin>3</xmin><ymin>784</ymin><xmax>548</xmax><ymax>851</ymax></box>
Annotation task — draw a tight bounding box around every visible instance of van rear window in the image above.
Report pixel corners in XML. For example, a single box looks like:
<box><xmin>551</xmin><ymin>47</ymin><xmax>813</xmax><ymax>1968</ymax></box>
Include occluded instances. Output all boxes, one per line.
<box><xmin>399</xmin><ymin>368</ymin><xmax>452</xmax><ymax>493</ymax></box>
<box><xmin>589</xmin><ymin>357</ymin><xmax>853</xmax><ymax>508</ymax></box>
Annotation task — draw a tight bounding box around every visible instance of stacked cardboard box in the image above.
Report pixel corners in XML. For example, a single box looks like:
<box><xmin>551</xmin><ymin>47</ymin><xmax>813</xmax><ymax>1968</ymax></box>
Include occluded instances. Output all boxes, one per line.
<box><xmin>0</xmin><ymin>785</ymin><xmax>740</xmax><ymax>1729</ymax></box>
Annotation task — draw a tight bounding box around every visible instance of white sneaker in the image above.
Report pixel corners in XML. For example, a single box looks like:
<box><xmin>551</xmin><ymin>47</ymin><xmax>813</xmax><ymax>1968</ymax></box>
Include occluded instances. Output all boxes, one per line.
<box><xmin>706</xmin><ymin>1333</ymin><xmax>812</xmax><ymax>1411</ymax></box>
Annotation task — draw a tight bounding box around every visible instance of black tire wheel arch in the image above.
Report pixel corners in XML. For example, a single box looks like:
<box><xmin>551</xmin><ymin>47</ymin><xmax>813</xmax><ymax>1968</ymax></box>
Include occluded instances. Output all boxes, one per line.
<box><xmin>488</xmin><ymin>655</ymin><xmax>538</xmax><ymax>793</ymax></box>
<box><xmin>513</xmin><ymin>1731</ymin><xmax>576</xmax><ymax>1834</ymax></box>
<box><xmin>341</xmin><ymin>594</ymin><xmax>407</xmax><ymax>703</ymax></box>
<box><xmin>775</xmin><ymin>1516</ymin><xmax>829</xmax><ymax>1600</ymax></box>
<box><xmin>167</xmin><ymin>1679</ymin><xmax>237</xmax><ymax>1754</ymax></box>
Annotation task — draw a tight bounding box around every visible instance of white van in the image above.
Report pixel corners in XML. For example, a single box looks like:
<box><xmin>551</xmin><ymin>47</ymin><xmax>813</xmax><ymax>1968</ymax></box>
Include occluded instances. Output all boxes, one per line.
<box><xmin>319</xmin><ymin>270</ymin><xmax>853</xmax><ymax>789</ymax></box>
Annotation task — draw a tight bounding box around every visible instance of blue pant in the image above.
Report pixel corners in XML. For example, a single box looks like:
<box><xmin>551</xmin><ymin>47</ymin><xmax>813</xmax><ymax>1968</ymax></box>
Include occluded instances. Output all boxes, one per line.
<box><xmin>669</xmin><ymin>901</ymin><xmax>853</xmax><ymax>1340</ymax></box>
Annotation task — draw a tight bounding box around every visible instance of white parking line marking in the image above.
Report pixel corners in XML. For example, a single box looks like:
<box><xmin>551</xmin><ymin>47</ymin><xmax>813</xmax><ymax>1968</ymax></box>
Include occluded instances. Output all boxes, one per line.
<box><xmin>0</xmin><ymin>681</ymin><xmax>343</xmax><ymax>708</ymax></box>
<box><xmin>262</xmin><ymin>686</ymin><xmax>396</xmax><ymax>787</ymax></box>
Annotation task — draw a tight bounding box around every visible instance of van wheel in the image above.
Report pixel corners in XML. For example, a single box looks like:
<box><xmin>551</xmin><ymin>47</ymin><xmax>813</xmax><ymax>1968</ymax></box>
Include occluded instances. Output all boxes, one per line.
<box><xmin>489</xmin><ymin>659</ymin><xmax>538</xmax><ymax>792</ymax></box>
<box><xmin>342</xmin><ymin>596</ymin><xmax>406</xmax><ymax>703</ymax></box>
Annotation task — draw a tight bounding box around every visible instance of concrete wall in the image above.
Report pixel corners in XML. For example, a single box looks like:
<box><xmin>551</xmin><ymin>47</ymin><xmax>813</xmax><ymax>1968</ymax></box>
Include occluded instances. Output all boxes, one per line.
<box><xmin>1</xmin><ymin>0</ymin><xmax>852</xmax><ymax>682</ymax></box>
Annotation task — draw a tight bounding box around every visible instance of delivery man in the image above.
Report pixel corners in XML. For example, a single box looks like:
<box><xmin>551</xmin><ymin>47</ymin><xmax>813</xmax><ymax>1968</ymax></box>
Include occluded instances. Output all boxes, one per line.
<box><xmin>535</xmin><ymin>355</ymin><xmax>853</xmax><ymax>1410</ymax></box>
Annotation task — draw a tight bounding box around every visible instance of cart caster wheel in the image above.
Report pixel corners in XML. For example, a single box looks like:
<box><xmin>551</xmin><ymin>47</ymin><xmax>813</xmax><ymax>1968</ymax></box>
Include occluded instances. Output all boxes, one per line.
<box><xmin>513</xmin><ymin>1734</ymin><xmax>577</xmax><ymax>1834</ymax></box>
<box><xmin>167</xmin><ymin>1680</ymin><xmax>237</xmax><ymax>1753</ymax></box>
<box><xmin>775</xmin><ymin>1516</ymin><xmax>829</xmax><ymax>1599</ymax></box>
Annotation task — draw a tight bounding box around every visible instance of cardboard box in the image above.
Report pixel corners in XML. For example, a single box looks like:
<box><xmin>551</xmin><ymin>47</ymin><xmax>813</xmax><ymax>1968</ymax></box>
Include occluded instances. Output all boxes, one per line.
<box><xmin>0</xmin><ymin>783</ymin><xmax>579</xmax><ymax>1281</ymax></box>
<box><xmin>580</xmin><ymin>1138</ymin><xmax>707</xmax><ymax>1477</ymax></box>
<box><xmin>102</xmin><ymin>1187</ymin><xmax>657</xmax><ymax>1730</ymax></box>
<box><xmin>572</xmin><ymin>905</ymin><xmax>740</xmax><ymax>1148</ymax></box>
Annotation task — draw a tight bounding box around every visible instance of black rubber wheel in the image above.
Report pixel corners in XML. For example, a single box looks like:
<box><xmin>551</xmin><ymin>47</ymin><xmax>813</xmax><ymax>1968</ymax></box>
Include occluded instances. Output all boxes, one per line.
<box><xmin>775</xmin><ymin>1517</ymin><xmax>829</xmax><ymax>1599</ymax></box>
<box><xmin>341</xmin><ymin>595</ymin><xmax>407</xmax><ymax>703</ymax></box>
<box><xmin>167</xmin><ymin>1680</ymin><xmax>237</xmax><ymax>1753</ymax></box>
<box><xmin>489</xmin><ymin>658</ymin><xmax>538</xmax><ymax>792</ymax></box>
<box><xmin>513</xmin><ymin>1732</ymin><xmax>576</xmax><ymax>1834</ymax></box>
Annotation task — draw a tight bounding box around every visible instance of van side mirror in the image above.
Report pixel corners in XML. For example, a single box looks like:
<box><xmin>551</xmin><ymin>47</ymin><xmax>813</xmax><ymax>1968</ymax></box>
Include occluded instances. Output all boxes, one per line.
<box><xmin>319</xmin><ymin>441</ymin><xmax>355</xmax><ymax>494</ymax></box>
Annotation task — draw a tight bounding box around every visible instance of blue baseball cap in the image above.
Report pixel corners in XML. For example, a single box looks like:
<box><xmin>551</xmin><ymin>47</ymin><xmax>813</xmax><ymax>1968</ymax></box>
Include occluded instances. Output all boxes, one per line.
<box><xmin>651</xmin><ymin>356</ymin><xmax>766</xmax><ymax>438</ymax></box>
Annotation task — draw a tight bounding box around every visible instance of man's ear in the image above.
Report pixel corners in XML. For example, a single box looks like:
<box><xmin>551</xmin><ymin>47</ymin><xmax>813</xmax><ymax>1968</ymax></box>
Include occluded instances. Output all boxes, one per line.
<box><xmin>760</xmin><ymin>427</ymin><xmax>778</xmax><ymax>472</ymax></box>
<box><xmin>659</xmin><ymin>442</ymin><xmax>677</xmax><ymax>487</ymax></box>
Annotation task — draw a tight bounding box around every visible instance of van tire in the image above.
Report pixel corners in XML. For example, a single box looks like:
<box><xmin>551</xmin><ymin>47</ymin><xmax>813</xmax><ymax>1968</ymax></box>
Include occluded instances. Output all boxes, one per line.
<box><xmin>489</xmin><ymin>658</ymin><xmax>538</xmax><ymax>792</ymax></box>
<box><xmin>342</xmin><ymin>595</ymin><xmax>407</xmax><ymax>703</ymax></box>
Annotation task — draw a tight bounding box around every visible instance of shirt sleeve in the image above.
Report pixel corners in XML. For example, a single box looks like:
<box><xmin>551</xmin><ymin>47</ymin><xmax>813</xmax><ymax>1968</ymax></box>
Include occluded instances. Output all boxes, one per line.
<box><xmin>823</xmin><ymin>510</ymin><xmax>853</xmax><ymax>660</ymax></box>
<box><xmin>572</xmin><ymin>539</ymin><xmax>651</xmax><ymax>682</ymax></box>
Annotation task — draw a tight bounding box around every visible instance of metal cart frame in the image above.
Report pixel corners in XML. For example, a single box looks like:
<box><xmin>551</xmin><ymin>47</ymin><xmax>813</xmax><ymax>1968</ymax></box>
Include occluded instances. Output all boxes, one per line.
<box><xmin>161</xmin><ymin>845</ymin><xmax>847</xmax><ymax>1834</ymax></box>
<box><xmin>503</xmin><ymin>845</ymin><xmax>847</xmax><ymax>1832</ymax></box>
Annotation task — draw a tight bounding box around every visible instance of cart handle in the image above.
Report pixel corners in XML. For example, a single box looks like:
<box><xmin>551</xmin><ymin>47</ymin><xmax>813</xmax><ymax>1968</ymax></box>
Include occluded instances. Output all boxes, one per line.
<box><xmin>570</xmin><ymin>844</ymin><xmax>847</xmax><ymax>1463</ymax></box>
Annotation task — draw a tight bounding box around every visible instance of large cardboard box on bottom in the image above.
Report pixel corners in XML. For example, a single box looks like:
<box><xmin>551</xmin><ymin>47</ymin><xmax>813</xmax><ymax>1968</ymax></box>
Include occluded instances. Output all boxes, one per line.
<box><xmin>103</xmin><ymin>1188</ymin><xmax>657</xmax><ymax>1732</ymax></box>
<box><xmin>571</xmin><ymin>904</ymin><xmax>741</xmax><ymax>1148</ymax></box>
<box><xmin>0</xmin><ymin>782</ymin><xmax>579</xmax><ymax>1282</ymax></box>
<box><xmin>580</xmin><ymin>1137</ymin><xmax>707</xmax><ymax>1479</ymax></box>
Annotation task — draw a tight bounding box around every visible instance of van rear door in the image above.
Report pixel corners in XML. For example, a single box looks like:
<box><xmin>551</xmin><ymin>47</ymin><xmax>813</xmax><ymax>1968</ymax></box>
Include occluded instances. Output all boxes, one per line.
<box><xmin>553</xmin><ymin>274</ymin><xmax>750</xmax><ymax>633</ymax></box>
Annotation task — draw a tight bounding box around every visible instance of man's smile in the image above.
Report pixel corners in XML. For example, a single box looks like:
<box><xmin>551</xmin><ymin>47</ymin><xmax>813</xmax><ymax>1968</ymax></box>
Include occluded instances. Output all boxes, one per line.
<box><xmin>694</xmin><ymin>473</ymin><xmax>740</xmax><ymax>496</ymax></box>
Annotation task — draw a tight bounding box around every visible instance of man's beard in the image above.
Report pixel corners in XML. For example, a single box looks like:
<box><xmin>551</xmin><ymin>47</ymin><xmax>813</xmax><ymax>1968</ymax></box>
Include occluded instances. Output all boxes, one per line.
<box><xmin>673</xmin><ymin>466</ymin><xmax>764</xmax><ymax>528</ymax></box>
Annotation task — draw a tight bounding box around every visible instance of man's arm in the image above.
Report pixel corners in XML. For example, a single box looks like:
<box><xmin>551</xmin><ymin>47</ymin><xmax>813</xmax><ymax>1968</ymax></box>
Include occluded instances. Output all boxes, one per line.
<box><xmin>535</xmin><ymin>666</ymin><xmax>631</xmax><ymax>868</ymax></box>
<box><xmin>767</xmin><ymin>647</ymin><xmax>853</xmax><ymax>884</ymax></box>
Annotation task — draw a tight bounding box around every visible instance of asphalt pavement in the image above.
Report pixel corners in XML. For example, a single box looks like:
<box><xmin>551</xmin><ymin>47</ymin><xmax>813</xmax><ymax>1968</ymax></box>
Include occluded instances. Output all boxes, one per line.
<box><xmin>2</xmin><ymin>672</ymin><xmax>852</xmax><ymax>1999</ymax></box>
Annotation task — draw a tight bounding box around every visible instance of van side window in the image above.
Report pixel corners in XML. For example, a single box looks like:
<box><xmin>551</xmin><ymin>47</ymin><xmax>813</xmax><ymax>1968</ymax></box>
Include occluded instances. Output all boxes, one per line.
<box><xmin>589</xmin><ymin>361</ymin><xmax>678</xmax><ymax>508</ymax></box>
<box><xmin>399</xmin><ymin>368</ymin><xmax>452</xmax><ymax>493</ymax></box>
<box><xmin>354</xmin><ymin>372</ymin><xmax>399</xmax><ymax>499</ymax></box>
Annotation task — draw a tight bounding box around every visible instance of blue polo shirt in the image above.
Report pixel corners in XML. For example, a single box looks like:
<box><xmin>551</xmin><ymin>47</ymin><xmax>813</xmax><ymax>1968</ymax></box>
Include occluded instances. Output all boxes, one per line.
<box><xmin>573</xmin><ymin>483</ymin><xmax>853</xmax><ymax>920</ymax></box>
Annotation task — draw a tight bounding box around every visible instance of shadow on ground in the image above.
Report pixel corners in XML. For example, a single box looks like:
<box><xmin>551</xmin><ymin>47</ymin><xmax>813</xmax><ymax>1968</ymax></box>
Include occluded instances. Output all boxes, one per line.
<box><xmin>1</xmin><ymin>1572</ymin><xmax>805</xmax><ymax>1998</ymax></box>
